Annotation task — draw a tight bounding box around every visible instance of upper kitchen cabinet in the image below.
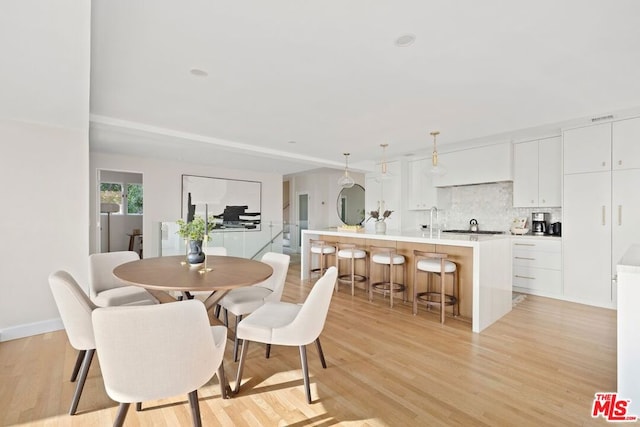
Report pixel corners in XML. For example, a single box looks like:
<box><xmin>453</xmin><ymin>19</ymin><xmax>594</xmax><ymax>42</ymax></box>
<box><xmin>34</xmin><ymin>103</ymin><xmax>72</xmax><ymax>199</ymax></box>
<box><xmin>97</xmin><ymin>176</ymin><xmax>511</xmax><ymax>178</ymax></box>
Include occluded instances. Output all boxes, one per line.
<box><xmin>433</xmin><ymin>142</ymin><xmax>512</xmax><ymax>187</ymax></box>
<box><xmin>563</xmin><ymin>122</ymin><xmax>611</xmax><ymax>174</ymax></box>
<box><xmin>407</xmin><ymin>157</ymin><xmax>436</xmax><ymax>210</ymax></box>
<box><xmin>613</xmin><ymin>117</ymin><xmax>640</xmax><ymax>170</ymax></box>
<box><xmin>513</xmin><ymin>136</ymin><xmax>561</xmax><ymax>207</ymax></box>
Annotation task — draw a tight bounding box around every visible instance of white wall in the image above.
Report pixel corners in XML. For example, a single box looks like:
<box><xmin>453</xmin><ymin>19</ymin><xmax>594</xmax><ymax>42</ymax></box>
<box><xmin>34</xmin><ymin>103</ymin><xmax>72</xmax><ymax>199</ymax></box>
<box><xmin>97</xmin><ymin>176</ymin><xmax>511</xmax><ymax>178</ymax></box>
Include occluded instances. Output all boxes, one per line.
<box><xmin>288</xmin><ymin>169</ymin><xmax>366</xmax><ymax>229</ymax></box>
<box><xmin>90</xmin><ymin>152</ymin><xmax>283</xmax><ymax>259</ymax></box>
<box><xmin>0</xmin><ymin>120</ymin><xmax>89</xmax><ymax>340</ymax></box>
<box><xmin>0</xmin><ymin>0</ymin><xmax>90</xmax><ymax>341</ymax></box>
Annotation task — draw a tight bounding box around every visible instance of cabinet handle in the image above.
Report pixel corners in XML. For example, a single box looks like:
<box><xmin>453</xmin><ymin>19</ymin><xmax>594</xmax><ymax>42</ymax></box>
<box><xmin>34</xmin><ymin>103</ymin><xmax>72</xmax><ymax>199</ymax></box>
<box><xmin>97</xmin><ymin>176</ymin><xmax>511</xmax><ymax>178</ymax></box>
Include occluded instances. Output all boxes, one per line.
<box><xmin>618</xmin><ymin>205</ymin><xmax>622</xmax><ymax>226</ymax></box>
<box><xmin>602</xmin><ymin>206</ymin><xmax>606</xmax><ymax>225</ymax></box>
<box><xmin>515</xmin><ymin>256</ymin><xmax>536</xmax><ymax>261</ymax></box>
<box><xmin>618</xmin><ymin>160</ymin><xmax>622</xmax><ymax>166</ymax></box>
<box><xmin>514</xmin><ymin>243</ymin><xmax>535</xmax><ymax>247</ymax></box>
<box><xmin>602</xmin><ymin>161</ymin><xmax>606</xmax><ymax>167</ymax></box>
<box><xmin>515</xmin><ymin>275</ymin><xmax>535</xmax><ymax>280</ymax></box>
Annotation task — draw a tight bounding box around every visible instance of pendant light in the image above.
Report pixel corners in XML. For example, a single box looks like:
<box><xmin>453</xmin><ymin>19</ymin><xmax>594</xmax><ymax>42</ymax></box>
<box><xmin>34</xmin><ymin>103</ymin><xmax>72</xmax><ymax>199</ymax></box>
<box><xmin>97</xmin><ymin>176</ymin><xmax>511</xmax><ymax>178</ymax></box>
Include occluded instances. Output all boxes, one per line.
<box><xmin>376</xmin><ymin>143</ymin><xmax>393</xmax><ymax>182</ymax></box>
<box><xmin>430</xmin><ymin>131</ymin><xmax>446</xmax><ymax>176</ymax></box>
<box><xmin>338</xmin><ymin>153</ymin><xmax>355</xmax><ymax>188</ymax></box>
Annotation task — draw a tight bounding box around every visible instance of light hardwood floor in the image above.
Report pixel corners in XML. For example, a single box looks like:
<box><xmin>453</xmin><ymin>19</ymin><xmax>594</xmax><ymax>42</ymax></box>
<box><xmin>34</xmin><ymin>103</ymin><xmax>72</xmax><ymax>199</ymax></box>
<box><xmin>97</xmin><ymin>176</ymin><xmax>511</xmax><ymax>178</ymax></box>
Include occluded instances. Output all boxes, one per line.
<box><xmin>0</xmin><ymin>259</ymin><xmax>617</xmax><ymax>426</ymax></box>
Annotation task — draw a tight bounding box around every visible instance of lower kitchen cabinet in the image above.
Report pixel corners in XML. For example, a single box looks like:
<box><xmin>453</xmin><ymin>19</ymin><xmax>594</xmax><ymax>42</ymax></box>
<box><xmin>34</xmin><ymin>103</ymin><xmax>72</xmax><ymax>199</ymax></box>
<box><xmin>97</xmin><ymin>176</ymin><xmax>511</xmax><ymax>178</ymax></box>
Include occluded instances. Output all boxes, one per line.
<box><xmin>512</xmin><ymin>238</ymin><xmax>562</xmax><ymax>298</ymax></box>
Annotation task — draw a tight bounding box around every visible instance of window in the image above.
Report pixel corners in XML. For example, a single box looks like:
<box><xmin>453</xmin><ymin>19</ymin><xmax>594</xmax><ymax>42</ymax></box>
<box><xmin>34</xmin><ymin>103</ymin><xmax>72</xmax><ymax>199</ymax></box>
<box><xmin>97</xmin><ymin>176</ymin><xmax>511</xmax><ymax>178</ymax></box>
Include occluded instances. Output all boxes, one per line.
<box><xmin>127</xmin><ymin>183</ymin><xmax>143</xmax><ymax>214</ymax></box>
<box><xmin>100</xmin><ymin>182</ymin><xmax>143</xmax><ymax>215</ymax></box>
<box><xmin>100</xmin><ymin>183</ymin><xmax>123</xmax><ymax>213</ymax></box>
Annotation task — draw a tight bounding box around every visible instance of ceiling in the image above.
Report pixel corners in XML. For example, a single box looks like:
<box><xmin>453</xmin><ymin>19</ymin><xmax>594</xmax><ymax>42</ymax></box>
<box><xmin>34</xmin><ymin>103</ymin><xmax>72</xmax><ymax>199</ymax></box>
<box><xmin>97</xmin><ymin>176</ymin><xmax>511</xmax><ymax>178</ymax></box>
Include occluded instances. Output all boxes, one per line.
<box><xmin>89</xmin><ymin>0</ymin><xmax>640</xmax><ymax>175</ymax></box>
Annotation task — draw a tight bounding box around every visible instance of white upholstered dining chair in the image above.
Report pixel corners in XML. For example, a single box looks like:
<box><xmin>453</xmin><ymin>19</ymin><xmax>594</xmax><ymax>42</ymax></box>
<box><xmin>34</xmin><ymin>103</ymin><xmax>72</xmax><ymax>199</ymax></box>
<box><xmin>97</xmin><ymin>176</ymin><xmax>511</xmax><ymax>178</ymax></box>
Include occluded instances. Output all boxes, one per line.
<box><xmin>48</xmin><ymin>270</ymin><xmax>98</xmax><ymax>415</ymax></box>
<box><xmin>215</xmin><ymin>252</ymin><xmax>290</xmax><ymax>361</ymax></box>
<box><xmin>88</xmin><ymin>251</ymin><xmax>157</xmax><ymax>307</ymax></box>
<box><xmin>233</xmin><ymin>266</ymin><xmax>338</xmax><ymax>404</ymax></box>
<box><xmin>92</xmin><ymin>299</ymin><xmax>227</xmax><ymax>427</ymax></box>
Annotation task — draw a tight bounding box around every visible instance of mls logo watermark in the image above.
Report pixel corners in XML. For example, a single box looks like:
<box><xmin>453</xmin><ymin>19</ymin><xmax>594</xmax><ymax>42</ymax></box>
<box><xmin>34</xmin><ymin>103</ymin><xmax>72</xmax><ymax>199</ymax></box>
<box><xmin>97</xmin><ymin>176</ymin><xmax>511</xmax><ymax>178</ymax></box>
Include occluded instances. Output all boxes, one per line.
<box><xmin>592</xmin><ymin>393</ymin><xmax>638</xmax><ymax>422</ymax></box>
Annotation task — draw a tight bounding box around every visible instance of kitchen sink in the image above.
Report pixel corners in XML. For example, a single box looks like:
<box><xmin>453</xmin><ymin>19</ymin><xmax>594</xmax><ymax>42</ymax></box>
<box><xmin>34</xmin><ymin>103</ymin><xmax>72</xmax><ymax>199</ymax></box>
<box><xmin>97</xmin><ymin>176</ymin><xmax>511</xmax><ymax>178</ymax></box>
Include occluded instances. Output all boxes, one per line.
<box><xmin>442</xmin><ymin>229</ymin><xmax>506</xmax><ymax>235</ymax></box>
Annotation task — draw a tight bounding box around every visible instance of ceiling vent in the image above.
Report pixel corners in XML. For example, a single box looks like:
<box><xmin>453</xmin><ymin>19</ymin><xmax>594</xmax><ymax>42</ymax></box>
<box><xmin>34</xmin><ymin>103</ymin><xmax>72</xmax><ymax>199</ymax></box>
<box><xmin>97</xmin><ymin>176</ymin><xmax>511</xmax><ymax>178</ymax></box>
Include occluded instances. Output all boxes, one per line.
<box><xmin>591</xmin><ymin>114</ymin><xmax>614</xmax><ymax>122</ymax></box>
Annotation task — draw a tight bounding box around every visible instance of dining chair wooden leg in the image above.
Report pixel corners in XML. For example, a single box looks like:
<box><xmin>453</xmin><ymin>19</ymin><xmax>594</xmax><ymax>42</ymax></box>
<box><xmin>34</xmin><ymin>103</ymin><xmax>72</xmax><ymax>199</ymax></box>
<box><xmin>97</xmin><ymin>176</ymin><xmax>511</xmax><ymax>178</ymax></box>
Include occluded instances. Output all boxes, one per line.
<box><xmin>265</xmin><ymin>344</ymin><xmax>271</xmax><ymax>359</ymax></box>
<box><xmin>70</xmin><ymin>350</ymin><xmax>85</xmax><ymax>382</ymax></box>
<box><xmin>187</xmin><ymin>390</ymin><xmax>202</xmax><ymax>427</ymax></box>
<box><xmin>135</xmin><ymin>402</ymin><xmax>142</xmax><ymax>411</ymax></box>
<box><xmin>315</xmin><ymin>338</ymin><xmax>327</xmax><ymax>369</ymax></box>
<box><xmin>233</xmin><ymin>315</ymin><xmax>242</xmax><ymax>362</ymax></box>
<box><xmin>113</xmin><ymin>402</ymin><xmax>130</xmax><ymax>427</ymax></box>
<box><xmin>217</xmin><ymin>362</ymin><xmax>231</xmax><ymax>399</ymax></box>
<box><xmin>233</xmin><ymin>340</ymin><xmax>250</xmax><ymax>394</ymax></box>
<box><xmin>223</xmin><ymin>308</ymin><xmax>229</xmax><ymax>327</ymax></box>
<box><xmin>69</xmin><ymin>349</ymin><xmax>94</xmax><ymax>415</ymax></box>
<box><xmin>214</xmin><ymin>304</ymin><xmax>221</xmax><ymax>319</ymax></box>
<box><xmin>299</xmin><ymin>345</ymin><xmax>312</xmax><ymax>404</ymax></box>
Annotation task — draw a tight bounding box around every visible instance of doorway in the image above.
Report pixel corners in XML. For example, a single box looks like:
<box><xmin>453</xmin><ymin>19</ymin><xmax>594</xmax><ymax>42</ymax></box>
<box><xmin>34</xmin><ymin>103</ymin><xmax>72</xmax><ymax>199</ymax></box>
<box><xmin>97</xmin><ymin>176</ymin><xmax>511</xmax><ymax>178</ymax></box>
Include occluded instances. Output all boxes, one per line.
<box><xmin>98</xmin><ymin>170</ymin><xmax>144</xmax><ymax>256</ymax></box>
<box><xmin>295</xmin><ymin>192</ymin><xmax>309</xmax><ymax>253</ymax></box>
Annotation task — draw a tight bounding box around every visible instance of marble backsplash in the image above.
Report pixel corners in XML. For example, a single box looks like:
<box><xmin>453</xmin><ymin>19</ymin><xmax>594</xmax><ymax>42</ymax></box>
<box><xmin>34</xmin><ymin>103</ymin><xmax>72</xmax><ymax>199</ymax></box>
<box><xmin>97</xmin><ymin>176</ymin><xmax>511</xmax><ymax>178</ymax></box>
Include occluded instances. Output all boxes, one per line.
<box><xmin>412</xmin><ymin>181</ymin><xmax>562</xmax><ymax>232</ymax></box>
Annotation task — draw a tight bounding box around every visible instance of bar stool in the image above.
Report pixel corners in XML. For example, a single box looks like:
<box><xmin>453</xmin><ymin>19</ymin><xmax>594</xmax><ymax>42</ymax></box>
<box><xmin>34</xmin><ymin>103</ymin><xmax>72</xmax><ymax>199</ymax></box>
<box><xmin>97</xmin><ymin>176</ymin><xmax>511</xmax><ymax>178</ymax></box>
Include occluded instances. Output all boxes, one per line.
<box><xmin>413</xmin><ymin>250</ymin><xmax>459</xmax><ymax>324</ymax></box>
<box><xmin>309</xmin><ymin>239</ymin><xmax>337</xmax><ymax>280</ymax></box>
<box><xmin>369</xmin><ymin>246</ymin><xmax>406</xmax><ymax>308</ymax></box>
<box><xmin>335</xmin><ymin>243</ymin><xmax>368</xmax><ymax>296</ymax></box>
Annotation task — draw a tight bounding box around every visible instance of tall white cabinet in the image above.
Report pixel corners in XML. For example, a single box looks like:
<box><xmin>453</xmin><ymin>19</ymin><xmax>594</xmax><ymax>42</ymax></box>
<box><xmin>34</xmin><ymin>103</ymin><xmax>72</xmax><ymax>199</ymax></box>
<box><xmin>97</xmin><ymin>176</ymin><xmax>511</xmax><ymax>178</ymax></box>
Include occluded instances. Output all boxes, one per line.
<box><xmin>562</xmin><ymin>117</ymin><xmax>640</xmax><ymax>308</ymax></box>
<box><xmin>513</xmin><ymin>136</ymin><xmax>561</xmax><ymax>207</ymax></box>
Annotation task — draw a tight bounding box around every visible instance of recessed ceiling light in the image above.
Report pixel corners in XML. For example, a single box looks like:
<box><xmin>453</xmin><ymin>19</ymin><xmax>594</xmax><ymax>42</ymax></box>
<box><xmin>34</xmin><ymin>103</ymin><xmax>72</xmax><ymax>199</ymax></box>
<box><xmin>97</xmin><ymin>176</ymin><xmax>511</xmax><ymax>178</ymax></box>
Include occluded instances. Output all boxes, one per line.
<box><xmin>190</xmin><ymin>68</ymin><xmax>208</xmax><ymax>77</ymax></box>
<box><xmin>395</xmin><ymin>34</ymin><xmax>416</xmax><ymax>47</ymax></box>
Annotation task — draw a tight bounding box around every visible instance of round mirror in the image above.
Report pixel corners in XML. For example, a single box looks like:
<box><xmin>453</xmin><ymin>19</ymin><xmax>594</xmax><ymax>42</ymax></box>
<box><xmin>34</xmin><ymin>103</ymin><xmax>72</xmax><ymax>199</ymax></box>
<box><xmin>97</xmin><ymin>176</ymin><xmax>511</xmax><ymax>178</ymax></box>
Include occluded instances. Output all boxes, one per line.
<box><xmin>337</xmin><ymin>184</ymin><xmax>365</xmax><ymax>225</ymax></box>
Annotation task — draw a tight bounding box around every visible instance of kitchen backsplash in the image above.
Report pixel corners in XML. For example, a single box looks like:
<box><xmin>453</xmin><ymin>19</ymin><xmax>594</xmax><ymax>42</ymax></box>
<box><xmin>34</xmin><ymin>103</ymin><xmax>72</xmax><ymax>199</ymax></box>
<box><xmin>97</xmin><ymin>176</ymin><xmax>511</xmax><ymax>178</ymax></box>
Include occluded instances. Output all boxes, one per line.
<box><xmin>415</xmin><ymin>181</ymin><xmax>562</xmax><ymax>232</ymax></box>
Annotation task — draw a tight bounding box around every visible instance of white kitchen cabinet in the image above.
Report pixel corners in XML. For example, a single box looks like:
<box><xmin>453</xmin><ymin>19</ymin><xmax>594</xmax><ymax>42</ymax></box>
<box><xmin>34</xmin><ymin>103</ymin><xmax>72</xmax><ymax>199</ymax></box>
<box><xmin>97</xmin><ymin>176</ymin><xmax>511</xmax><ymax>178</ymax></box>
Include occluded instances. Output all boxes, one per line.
<box><xmin>407</xmin><ymin>157</ymin><xmax>436</xmax><ymax>210</ymax></box>
<box><xmin>365</xmin><ymin>160</ymin><xmax>401</xmax><ymax>231</ymax></box>
<box><xmin>512</xmin><ymin>136</ymin><xmax>561</xmax><ymax>207</ymax></box>
<box><xmin>562</xmin><ymin>172</ymin><xmax>613</xmax><ymax>307</ymax></box>
<box><xmin>512</xmin><ymin>238</ymin><xmax>562</xmax><ymax>298</ymax></box>
<box><xmin>613</xmin><ymin>117</ymin><xmax>640</xmax><ymax>170</ymax></box>
<box><xmin>538</xmin><ymin>137</ymin><xmax>562</xmax><ymax>206</ymax></box>
<box><xmin>612</xmin><ymin>169</ymin><xmax>640</xmax><ymax>282</ymax></box>
<box><xmin>512</xmin><ymin>140</ymin><xmax>538</xmax><ymax>207</ymax></box>
<box><xmin>433</xmin><ymin>142</ymin><xmax>512</xmax><ymax>187</ymax></box>
<box><xmin>563</xmin><ymin>122</ymin><xmax>611</xmax><ymax>174</ymax></box>
<box><xmin>563</xmin><ymin>118</ymin><xmax>640</xmax><ymax>308</ymax></box>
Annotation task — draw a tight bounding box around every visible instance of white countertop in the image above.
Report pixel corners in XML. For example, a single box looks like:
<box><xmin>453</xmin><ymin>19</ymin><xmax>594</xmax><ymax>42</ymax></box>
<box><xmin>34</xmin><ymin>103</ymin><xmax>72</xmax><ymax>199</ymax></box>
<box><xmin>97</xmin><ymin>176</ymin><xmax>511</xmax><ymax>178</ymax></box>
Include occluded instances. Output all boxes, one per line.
<box><xmin>617</xmin><ymin>244</ymin><xmax>640</xmax><ymax>274</ymax></box>
<box><xmin>304</xmin><ymin>228</ymin><xmax>511</xmax><ymax>247</ymax></box>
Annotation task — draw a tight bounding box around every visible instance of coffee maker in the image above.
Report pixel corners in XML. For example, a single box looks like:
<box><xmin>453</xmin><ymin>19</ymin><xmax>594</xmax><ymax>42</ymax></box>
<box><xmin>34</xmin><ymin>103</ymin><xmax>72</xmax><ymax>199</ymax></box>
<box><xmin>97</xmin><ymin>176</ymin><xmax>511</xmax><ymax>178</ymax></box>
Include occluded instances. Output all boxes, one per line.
<box><xmin>532</xmin><ymin>212</ymin><xmax>550</xmax><ymax>235</ymax></box>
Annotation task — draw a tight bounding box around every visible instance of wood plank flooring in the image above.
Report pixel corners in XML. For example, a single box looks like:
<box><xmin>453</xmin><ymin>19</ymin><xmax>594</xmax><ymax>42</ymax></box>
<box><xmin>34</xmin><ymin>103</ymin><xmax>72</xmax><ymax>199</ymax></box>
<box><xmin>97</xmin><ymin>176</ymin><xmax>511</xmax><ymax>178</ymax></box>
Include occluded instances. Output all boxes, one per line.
<box><xmin>0</xmin><ymin>259</ymin><xmax>617</xmax><ymax>426</ymax></box>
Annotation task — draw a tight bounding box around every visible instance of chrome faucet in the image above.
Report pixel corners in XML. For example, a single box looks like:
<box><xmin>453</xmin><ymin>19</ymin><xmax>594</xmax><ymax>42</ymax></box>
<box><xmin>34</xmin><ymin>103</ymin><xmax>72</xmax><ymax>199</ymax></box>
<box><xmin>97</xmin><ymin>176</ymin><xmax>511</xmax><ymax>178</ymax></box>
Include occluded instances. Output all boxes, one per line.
<box><xmin>429</xmin><ymin>206</ymin><xmax>438</xmax><ymax>231</ymax></box>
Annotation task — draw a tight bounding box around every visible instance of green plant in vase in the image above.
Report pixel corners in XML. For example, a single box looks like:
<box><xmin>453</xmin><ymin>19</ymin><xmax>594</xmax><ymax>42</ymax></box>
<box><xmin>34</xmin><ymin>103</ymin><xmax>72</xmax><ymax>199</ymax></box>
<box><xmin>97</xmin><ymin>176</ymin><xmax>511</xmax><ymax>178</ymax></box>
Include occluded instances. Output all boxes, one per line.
<box><xmin>176</xmin><ymin>215</ymin><xmax>216</xmax><ymax>264</ymax></box>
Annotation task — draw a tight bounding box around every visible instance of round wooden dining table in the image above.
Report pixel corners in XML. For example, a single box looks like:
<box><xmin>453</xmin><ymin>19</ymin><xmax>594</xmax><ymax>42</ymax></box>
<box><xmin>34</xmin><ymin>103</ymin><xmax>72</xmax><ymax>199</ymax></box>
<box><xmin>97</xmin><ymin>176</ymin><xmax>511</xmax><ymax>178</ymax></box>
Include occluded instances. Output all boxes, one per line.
<box><xmin>113</xmin><ymin>254</ymin><xmax>273</xmax><ymax>399</ymax></box>
<box><xmin>113</xmin><ymin>255</ymin><xmax>274</xmax><ymax>311</ymax></box>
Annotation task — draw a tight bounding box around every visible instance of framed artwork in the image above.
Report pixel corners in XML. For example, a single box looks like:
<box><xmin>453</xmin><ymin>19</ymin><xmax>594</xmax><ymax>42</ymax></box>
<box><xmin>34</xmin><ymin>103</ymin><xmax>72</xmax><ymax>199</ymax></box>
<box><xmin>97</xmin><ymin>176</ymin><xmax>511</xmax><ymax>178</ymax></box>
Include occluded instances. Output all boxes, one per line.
<box><xmin>181</xmin><ymin>174</ymin><xmax>262</xmax><ymax>231</ymax></box>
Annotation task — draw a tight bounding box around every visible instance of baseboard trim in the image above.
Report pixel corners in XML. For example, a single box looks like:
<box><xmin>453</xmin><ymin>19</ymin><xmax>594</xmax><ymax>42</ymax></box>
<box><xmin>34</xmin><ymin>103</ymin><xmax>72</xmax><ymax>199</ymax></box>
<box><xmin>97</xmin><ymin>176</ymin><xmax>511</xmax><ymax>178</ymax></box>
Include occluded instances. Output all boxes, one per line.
<box><xmin>0</xmin><ymin>318</ymin><xmax>64</xmax><ymax>342</ymax></box>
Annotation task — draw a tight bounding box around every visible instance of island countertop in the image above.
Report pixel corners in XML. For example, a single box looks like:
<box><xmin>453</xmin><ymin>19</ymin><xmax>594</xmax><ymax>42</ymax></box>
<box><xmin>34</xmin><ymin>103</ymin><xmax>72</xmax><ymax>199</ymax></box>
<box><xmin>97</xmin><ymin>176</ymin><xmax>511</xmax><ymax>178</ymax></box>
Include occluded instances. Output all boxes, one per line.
<box><xmin>301</xmin><ymin>228</ymin><xmax>513</xmax><ymax>333</ymax></box>
<box><xmin>306</xmin><ymin>227</ymin><xmax>511</xmax><ymax>246</ymax></box>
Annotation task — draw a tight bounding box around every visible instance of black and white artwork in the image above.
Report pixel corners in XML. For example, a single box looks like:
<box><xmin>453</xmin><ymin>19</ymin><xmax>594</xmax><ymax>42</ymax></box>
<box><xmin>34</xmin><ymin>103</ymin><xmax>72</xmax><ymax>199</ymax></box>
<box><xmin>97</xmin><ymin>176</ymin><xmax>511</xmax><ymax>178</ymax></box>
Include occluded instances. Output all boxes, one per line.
<box><xmin>182</xmin><ymin>174</ymin><xmax>262</xmax><ymax>231</ymax></box>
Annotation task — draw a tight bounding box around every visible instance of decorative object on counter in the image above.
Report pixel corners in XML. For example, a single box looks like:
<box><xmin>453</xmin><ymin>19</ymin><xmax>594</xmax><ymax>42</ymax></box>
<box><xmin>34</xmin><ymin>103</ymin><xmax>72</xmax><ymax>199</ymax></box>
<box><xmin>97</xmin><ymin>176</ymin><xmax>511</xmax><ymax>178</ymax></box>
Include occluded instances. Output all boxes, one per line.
<box><xmin>429</xmin><ymin>130</ymin><xmax>446</xmax><ymax>176</ymax></box>
<box><xmin>510</xmin><ymin>217</ymin><xmax>529</xmax><ymax>235</ymax></box>
<box><xmin>337</xmin><ymin>225</ymin><xmax>364</xmax><ymax>232</ymax></box>
<box><xmin>367</xmin><ymin>208</ymin><xmax>393</xmax><ymax>234</ymax></box>
<box><xmin>469</xmin><ymin>218</ymin><xmax>479</xmax><ymax>232</ymax></box>
<box><xmin>176</xmin><ymin>214</ymin><xmax>216</xmax><ymax>266</ymax></box>
<box><xmin>337</xmin><ymin>152</ymin><xmax>355</xmax><ymax>189</ymax></box>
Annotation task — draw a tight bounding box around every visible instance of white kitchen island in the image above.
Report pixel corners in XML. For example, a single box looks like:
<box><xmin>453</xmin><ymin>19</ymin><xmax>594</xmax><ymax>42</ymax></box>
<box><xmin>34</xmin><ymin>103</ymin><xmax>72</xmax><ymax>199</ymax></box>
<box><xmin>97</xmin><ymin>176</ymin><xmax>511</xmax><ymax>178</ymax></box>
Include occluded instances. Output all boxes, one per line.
<box><xmin>302</xmin><ymin>228</ymin><xmax>512</xmax><ymax>333</ymax></box>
